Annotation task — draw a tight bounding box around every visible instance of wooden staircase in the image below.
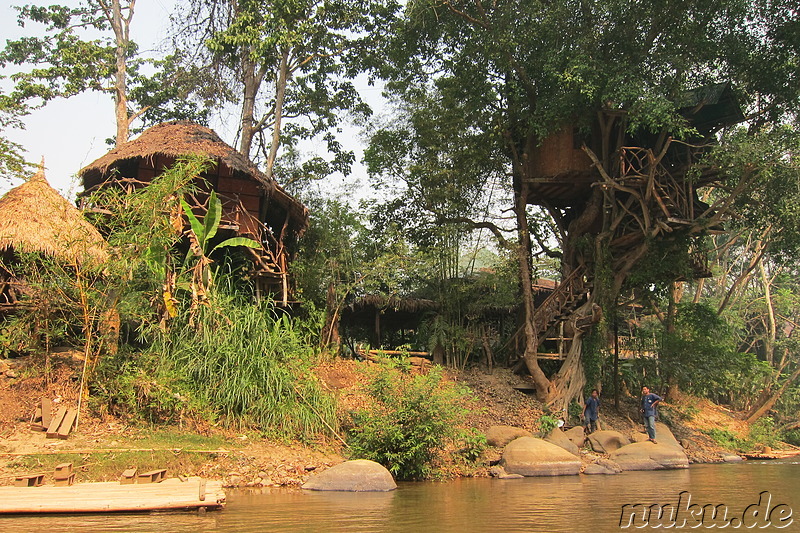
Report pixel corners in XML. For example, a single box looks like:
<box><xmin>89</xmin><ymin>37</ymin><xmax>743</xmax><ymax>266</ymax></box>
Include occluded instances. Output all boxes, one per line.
<box><xmin>531</xmin><ymin>265</ymin><xmax>592</xmax><ymax>351</ymax></box>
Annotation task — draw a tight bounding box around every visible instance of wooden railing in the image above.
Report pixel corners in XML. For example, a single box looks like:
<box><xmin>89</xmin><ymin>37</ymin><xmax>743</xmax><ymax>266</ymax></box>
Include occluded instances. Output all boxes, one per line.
<box><xmin>532</xmin><ymin>264</ymin><xmax>589</xmax><ymax>340</ymax></box>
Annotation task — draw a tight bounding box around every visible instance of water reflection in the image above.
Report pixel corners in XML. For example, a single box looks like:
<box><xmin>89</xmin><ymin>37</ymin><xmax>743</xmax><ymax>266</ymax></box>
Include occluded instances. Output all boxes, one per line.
<box><xmin>1</xmin><ymin>463</ymin><xmax>796</xmax><ymax>532</ymax></box>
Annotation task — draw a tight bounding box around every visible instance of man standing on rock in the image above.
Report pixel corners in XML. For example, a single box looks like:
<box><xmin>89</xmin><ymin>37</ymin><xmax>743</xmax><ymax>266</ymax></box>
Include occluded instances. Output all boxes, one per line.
<box><xmin>583</xmin><ymin>389</ymin><xmax>601</xmax><ymax>434</ymax></box>
<box><xmin>640</xmin><ymin>386</ymin><xmax>662</xmax><ymax>443</ymax></box>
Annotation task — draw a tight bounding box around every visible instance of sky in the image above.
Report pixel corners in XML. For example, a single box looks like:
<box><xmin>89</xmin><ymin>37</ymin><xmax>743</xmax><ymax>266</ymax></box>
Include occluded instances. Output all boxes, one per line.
<box><xmin>0</xmin><ymin>0</ymin><xmax>384</xmax><ymax>201</ymax></box>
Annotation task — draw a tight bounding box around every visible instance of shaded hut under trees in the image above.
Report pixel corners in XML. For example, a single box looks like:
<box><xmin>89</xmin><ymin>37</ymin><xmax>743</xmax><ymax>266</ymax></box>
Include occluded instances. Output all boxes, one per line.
<box><xmin>79</xmin><ymin>122</ymin><xmax>308</xmax><ymax>304</ymax></box>
<box><xmin>0</xmin><ymin>163</ymin><xmax>108</xmax><ymax>312</ymax></box>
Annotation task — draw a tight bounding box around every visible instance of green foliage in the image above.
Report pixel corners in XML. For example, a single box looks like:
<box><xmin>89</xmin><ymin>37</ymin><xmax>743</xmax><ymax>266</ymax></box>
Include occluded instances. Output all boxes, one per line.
<box><xmin>146</xmin><ymin>294</ymin><xmax>336</xmax><ymax>438</ymax></box>
<box><xmin>537</xmin><ymin>414</ymin><xmax>560</xmax><ymax>437</ymax></box>
<box><xmin>347</xmin><ymin>361</ymin><xmax>471</xmax><ymax>480</ymax></box>
<box><xmin>626</xmin><ymin>303</ymin><xmax>771</xmax><ymax>405</ymax></box>
<box><xmin>568</xmin><ymin>401</ymin><xmax>584</xmax><ymax>426</ymax></box>
<box><xmin>703</xmin><ymin>428</ymin><xmax>747</xmax><ymax>452</ymax></box>
<box><xmin>455</xmin><ymin>429</ymin><xmax>487</xmax><ymax>464</ymax></box>
<box><xmin>748</xmin><ymin>417</ymin><xmax>780</xmax><ymax>450</ymax></box>
<box><xmin>0</xmin><ymin>1</ymin><xmax>208</xmax><ymax>139</ymax></box>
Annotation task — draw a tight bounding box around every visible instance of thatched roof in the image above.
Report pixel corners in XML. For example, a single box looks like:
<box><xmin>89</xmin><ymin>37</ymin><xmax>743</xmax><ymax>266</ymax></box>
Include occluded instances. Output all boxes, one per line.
<box><xmin>0</xmin><ymin>164</ymin><xmax>108</xmax><ymax>265</ymax></box>
<box><xmin>79</xmin><ymin>121</ymin><xmax>307</xmax><ymax>229</ymax></box>
<box><xmin>346</xmin><ymin>295</ymin><xmax>440</xmax><ymax>314</ymax></box>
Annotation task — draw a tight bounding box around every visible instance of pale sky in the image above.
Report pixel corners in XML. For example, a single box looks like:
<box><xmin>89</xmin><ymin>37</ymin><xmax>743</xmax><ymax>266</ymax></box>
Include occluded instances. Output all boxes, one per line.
<box><xmin>0</xmin><ymin>0</ymin><xmax>382</xmax><ymax>201</ymax></box>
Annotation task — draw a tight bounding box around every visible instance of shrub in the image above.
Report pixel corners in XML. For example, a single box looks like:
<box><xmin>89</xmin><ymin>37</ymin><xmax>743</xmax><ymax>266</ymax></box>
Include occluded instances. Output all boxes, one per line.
<box><xmin>702</xmin><ymin>428</ymin><xmax>747</xmax><ymax>451</ymax></box>
<box><xmin>347</xmin><ymin>361</ymin><xmax>471</xmax><ymax>480</ymax></box>
<box><xmin>152</xmin><ymin>295</ymin><xmax>337</xmax><ymax>439</ymax></box>
<box><xmin>537</xmin><ymin>414</ymin><xmax>560</xmax><ymax>437</ymax></box>
<box><xmin>748</xmin><ymin>417</ymin><xmax>780</xmax><ymax>450</ymax></box>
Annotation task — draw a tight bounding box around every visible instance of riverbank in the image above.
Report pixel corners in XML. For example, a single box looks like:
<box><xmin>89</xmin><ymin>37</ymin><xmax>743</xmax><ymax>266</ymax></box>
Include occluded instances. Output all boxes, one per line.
<box><xmin>0</xmin><ymin>352</ymin><xmax>785</xmax><ymax>487</ymax></box>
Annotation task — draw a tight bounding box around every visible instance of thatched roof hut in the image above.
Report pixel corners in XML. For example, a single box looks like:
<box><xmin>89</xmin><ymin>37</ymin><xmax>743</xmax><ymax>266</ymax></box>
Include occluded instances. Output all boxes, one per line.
<box><xmin>0</xmin><ymin>165</ymin><xmax>108</xmax><ymax>266</ymax></box>
<box><xmin>79</xmin><ymin>121</ymin><xmax>307</xmax><ymax>233</ymax></box>
<box><xmin>79</xmin><ymin>121</ymin><xmax>308</xmax><ymax>305</ymax></box>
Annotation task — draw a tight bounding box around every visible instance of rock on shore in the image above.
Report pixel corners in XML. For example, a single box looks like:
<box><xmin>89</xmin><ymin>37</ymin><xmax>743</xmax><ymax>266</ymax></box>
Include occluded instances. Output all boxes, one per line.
<box><xmin>588</xmin><ymin>430</ymin><xmax>631</xmax><ymax>453</ymax></box>
<box><xmin>486</xmin><ymin>426</ymin><xmax>532</xmax><ymax>447</ymax></box>
<box><xmin>500</xmin><ymin>437</ymin><xmax>582</xmax><ymax>476</ymax></box>
<box><xmin>609</xmin><ymin>424</ymin><xmax>689</xmax><ymax>470</ymax></box>
<box><xmin>301</xmin><ymin>460</ymin><xmax>397</xmax><ymax>492</ymax></box>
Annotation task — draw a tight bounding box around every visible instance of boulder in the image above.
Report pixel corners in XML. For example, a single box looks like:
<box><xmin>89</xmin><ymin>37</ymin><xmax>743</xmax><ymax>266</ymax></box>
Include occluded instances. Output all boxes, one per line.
<box><xmin>564</xmin><ymin>426</ymin><xmax>586</xmax><ymax>448</ymax></box>
<box><xmin>631</xmin><ymin>432</ymin><xmax>650</xmax><ymax>444</ymax></box>
<box><xmin>588</xmin><ymin>430</ymin><xmax>631</xmax><ymax>453</ymax></box>
<box><xmin>489</xmin><ymin>465</ymin><xmax>524</xmax><ymax>479</ymax></box>
<box><xmin>609</xmin><ymin>441</ymin><xmax>689</xmax><ymax>471</ymax></box>
<box><xmin>722</xmin><ymin>454</ymin><xmax>744</xmax><ymax>463</ymax></box>
<box><xmin>583</xmin><ymin>463</ymin><xmax>618</xmax><ymax>475</ymax></box>
<box><xmin>594</xmin><ymin>457</ymin><xmax>623</xmax><ymax>473</ymax></box>
<box><xmin>500</xmin><ymin>437</ymin><xmax>582</xmax><ymax>476</ymax></box>
<box><xmin>654</xmin><ymin>423</ymin><xmax>681</xmax><ymax>448</ymax></box>
<box><xmin>545</xmin><ymin>428</ymin><xmax>581</xmax><ymax>456</ymax></box>
<box><xmin>301</xmin><ymin>460</ymin><xmax>397</xmax><ymax>492</ymax></box>
<box><xmin>486</xmin><ymin>426</ymin><xmax>532</xmax><ymax>448</ymax></box>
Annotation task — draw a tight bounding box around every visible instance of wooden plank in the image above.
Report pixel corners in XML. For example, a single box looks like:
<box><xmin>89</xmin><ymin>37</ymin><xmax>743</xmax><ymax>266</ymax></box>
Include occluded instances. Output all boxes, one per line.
<box><xmin>217</xmin><ymin>176</ymin><xmax>254</xmax><ymax>195</ymax></box>
<box><xmin>14</xmin><ymin>474</ymin><xmax>45</xmax><ymax>487</ymax></box>
<box><xmin>56</xmin><ymin>409</ymin><xmax>78</xmax><ymax>439</ymax></box>
<box><xmin>54</xmin><ymin>473</ymin><xmax>76</xmax><ymax>486</ymax></box>
<box><xmin>46</xmin><ymin>407</ymin><xmax>68</xmax><ymax>438</ymax></box>
<box><xmin>54</xmin><ymin>463</ymin><xmax>73</xmax><ymax>479</ymax></box>
<box><xmin>41</xmin><ymin>398</ymin><xmax>52</xmax><ymax>428</ymax></box>
<box><xmin>138</xmin><ymin>469</ymin><xmax>167</xmax><ymax>483</ymax></box>
<box><xmin>120</xmin><ymin>468</ymin><xmax>137</xmax><ymax>484</ymax></box>
<box><xmin>0</xmin><ymin>478</ymin><xmax>225</xmax><ymax>514</ymax></box>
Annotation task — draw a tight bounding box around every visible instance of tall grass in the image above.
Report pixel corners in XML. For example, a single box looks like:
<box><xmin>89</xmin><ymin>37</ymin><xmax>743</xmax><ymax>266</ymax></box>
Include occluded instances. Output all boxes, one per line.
<box><xmin>147</xmin><ymin>293</ymin><xmax>337</xmax><ymax>439</ymax></box>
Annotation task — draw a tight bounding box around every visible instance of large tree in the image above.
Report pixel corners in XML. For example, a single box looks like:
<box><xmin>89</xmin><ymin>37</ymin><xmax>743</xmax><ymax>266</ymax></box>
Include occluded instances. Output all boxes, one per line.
<box><xmin>370</xmin><ymin>0</ymin><xmax>800</xmax><ymax>406</ymax></box>
<box><xmin>1</xmin><ymin>0</ymin><xmax>207</xmax><ymax>146</ymax></box>
<box><xmin>177</xmin><ymin>0</ymin><xmax>396</xmax><ymax>185</ymax></box>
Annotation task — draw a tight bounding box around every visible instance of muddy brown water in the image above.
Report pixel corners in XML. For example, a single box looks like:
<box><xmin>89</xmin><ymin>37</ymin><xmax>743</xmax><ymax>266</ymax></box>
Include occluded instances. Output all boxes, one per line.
<box><xmin>1</xmin><ymin>462</ymin><xmax>797</xmax><ymax>532</ymax></box>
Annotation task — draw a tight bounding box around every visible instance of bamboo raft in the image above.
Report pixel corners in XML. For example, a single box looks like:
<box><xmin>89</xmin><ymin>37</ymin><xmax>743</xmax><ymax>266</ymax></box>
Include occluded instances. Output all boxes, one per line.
<box><xmin>0</xmin><ymin>477</ymin><xmax>225</xmax><ymax>514</ymax></box>
<box><xmin>742</xmin><ymin>449</ymin><xmax>800</xmax><ymax>461</ymax></box>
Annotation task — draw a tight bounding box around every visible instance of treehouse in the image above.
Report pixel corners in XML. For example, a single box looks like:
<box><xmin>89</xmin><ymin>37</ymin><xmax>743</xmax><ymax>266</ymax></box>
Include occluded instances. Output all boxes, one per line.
<box><xmin>0</xmin><ymin>164</ymin><xmax>108</xmax><ymax>313</ymax></box>
<box><xmin>520</xmin><ymin>83</ymin><xmax>744</xmax><ymax>358</ymax></box>
<box><xmin>79</xmin><ymin>122</ymin><xmax>308</xmax><ymax>305</ymax></box>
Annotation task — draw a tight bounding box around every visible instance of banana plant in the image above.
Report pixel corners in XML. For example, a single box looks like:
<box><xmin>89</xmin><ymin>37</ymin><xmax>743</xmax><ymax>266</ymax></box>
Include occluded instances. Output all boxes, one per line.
<box><xmin>180</xmin><ymin>190</ymin><xmax>260</xmax><ymax>304</ymax></box>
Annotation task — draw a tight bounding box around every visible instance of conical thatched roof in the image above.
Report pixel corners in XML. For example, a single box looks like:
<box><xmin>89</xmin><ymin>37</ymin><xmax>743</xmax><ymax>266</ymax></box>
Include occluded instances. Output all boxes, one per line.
<box><xmin>0</xmin><ymin>164</ymin><xmax>108</xmax><ymax>265</ymax></box>
<box><xmin>79</xmin><ymin>121</ymin><xmax>307</xmax><ymax>229</ymax></box>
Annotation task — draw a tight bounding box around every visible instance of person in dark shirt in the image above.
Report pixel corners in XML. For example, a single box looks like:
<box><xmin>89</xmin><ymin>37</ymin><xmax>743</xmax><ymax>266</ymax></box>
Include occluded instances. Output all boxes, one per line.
<box><xmin>583</xmin><ymin>389</ymin><xmax>601</xmax><ymax>434</ymax></box>
<box><xmin>640</xmin><ymin>386</ymin><xmax>663</xmax><ymax>443</ymax></box>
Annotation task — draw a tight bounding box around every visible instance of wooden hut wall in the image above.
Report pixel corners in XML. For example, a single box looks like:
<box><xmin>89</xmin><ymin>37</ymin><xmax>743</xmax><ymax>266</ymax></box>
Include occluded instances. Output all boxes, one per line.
<box><xmin>529</xmin><ymin>126</ymin><xmax>593</xmax><ymax>178</ymax></box>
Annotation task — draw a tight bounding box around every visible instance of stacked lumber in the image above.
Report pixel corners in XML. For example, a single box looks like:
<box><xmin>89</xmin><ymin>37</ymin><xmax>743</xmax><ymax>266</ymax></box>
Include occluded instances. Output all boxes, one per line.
<box><xmin>29</xmin><ymin>398</ymin><xmax>52</xmax><ymax>432</ymax></box>
<box><xmin>45</xmin><ymin>407</ymin><xmax>77</xmax><ymax>439</ymax></box>
<box><xmin>0</xmin><ymin>477</ymin><xmax>226</xmax><ymax>513</ymax></box>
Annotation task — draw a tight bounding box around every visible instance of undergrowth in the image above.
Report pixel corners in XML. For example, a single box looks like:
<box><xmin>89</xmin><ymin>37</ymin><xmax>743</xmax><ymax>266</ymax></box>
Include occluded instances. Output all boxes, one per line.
<box><xmin>346</xmin><ymin>360</ymin><xmax>476</xmax><ymax>480</ymax></box>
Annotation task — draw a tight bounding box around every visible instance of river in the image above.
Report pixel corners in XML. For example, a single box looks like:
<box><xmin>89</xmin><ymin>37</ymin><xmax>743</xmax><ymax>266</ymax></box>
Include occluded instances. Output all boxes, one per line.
<box><xmin>1</xmin><ymin>462</ymin><xmax>797</xmax><ymax>532</ymax></box>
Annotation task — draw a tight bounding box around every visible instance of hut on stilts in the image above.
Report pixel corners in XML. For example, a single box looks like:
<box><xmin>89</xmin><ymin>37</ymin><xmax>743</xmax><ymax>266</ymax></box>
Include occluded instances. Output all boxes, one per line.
<box><xmin>79</xmin><ymin>122</ymin><xmax>308</xmax><ymax>305</ymax></box>
<box><xmin>0</xmin><ymin>163</ymin><xmax>108</xmax><ymax>313</ymax></box>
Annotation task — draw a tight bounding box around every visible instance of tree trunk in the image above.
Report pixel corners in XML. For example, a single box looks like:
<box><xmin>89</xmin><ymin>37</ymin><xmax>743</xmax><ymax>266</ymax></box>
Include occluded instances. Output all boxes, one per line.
<box><xmin>321</xmin><ymin>282</ymin><xmax>340</xmax><ymax>354</ymax></box>
<box><xmin>747</xmin><ymin>365</ymin><xmax>800</xmax><ymax>423</ymax></box>
<box><xmin>239</xmin><ymin>50</ymin><xmax>262</xmax><ymax>157</ymax></box>
<box><xmin>109</xmin><ymin>0</ymin><xmax>132</xmax><ymax>145</ymax></box>
<box><xmin>264</xmin><ymin>48</ymin><xmax>289</xmax><ymax>181</ymax></box>
<box><xmin>514</xmin><ymin>179</ymin><xmax>551</xmax><ymax>399</ymax></box>
<box><xmin>758</xmin><ymin>258</ymin><xmax>777</xmax><ymax>364</ymax></box>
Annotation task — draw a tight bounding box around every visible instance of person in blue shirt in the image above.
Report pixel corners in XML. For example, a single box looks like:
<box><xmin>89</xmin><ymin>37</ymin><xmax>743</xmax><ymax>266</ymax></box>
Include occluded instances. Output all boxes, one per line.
<box><xmin>640</xmin><ymin>386</ymin><xmax>663</xmax><ymax>443</ymax></box>
<box><xmin>583</xmin><ymin>389</ymin><xmax>601</xmax><ymax>434</ymax></box>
